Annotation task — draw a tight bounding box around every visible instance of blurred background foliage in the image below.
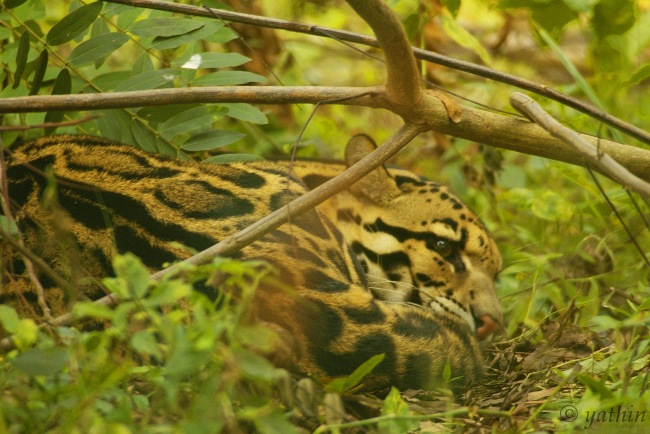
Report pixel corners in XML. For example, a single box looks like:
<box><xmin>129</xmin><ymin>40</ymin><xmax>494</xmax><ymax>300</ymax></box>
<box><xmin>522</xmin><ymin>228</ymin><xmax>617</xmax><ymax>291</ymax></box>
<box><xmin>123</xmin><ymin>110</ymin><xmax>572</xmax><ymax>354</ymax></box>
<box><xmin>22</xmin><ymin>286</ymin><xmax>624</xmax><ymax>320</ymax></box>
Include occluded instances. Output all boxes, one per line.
<box><xmin>1</xmin><ymin>0</ymin><xmax>649</xmax><ymax>431</ymax></box>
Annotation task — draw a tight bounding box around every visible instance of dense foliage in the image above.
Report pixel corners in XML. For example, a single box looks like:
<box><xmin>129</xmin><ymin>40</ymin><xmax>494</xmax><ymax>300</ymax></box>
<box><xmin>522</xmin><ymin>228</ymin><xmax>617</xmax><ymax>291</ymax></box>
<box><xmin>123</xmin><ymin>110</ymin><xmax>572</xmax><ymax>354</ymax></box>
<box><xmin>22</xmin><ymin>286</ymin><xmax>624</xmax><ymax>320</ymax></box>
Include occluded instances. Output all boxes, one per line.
<box><xmin>1</xmin><ymin>0</ymin><xmax>649</xmax><ymax>432</ymax></box>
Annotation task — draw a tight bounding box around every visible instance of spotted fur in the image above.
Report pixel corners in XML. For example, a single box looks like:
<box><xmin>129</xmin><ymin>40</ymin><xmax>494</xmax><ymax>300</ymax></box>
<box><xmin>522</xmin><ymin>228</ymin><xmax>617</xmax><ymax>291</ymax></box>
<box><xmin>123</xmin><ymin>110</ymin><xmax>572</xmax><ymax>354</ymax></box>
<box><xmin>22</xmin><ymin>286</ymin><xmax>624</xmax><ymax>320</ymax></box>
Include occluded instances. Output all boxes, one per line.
<box><xmin>1</xmin><ymin>134</ymin><xmax>502</xmax><ymax>391</ymax></box>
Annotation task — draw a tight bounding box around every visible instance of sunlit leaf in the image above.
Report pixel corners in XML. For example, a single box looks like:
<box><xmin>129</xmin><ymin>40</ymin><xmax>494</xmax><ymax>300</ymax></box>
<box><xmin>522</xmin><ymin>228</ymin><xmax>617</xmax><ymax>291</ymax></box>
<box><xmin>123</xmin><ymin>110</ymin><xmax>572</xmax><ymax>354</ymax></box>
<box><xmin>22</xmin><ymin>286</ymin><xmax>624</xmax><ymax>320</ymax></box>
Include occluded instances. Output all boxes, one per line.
<box><xmin>112</xmin><ymin>253</ymin><xmax>150</xmax><ymax>299</ymax></box>
<box><xmin>530</xmin><ymin>191</ymin><xmax>574</xmax><ymax>222</ymax></box>
<box><xmin>0</xmin><ymin>305</ymin><xmax>20</xmax><ymax>333</ymax></box>
<box><xmin>625</xmin><ymin>64</ymin><xmax>650</xmax><ymax>87</ymax></box>
<box><xmin>324</xmin><ymin>353</ymin><xmax>385</xmax><ymax>393</ymax></box>
<box><xmin>440</xmin><ymin>10</ymin><xmax>491</xmax><ymax>64</ymax></box>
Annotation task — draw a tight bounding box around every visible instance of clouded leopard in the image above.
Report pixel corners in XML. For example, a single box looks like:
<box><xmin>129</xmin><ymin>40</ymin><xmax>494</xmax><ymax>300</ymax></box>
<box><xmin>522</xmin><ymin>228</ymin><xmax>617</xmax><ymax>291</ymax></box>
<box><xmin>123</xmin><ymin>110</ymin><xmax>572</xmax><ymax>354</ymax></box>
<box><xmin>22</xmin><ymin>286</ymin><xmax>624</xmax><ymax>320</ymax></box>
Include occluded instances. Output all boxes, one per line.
<box><xmin>1</xmin><ymin>134</ymin><xmax>502</xmax><ymax>391</ymax></box>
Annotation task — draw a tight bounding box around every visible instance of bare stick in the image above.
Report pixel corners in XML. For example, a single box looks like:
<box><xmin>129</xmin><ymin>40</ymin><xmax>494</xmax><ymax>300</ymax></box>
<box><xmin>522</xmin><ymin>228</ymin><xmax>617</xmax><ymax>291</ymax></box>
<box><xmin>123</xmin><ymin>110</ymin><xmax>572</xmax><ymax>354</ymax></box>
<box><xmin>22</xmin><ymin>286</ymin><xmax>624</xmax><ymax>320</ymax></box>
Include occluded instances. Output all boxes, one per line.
<box><xmin>0</xmin><ymin>86</ymin><xmax>382</xmax><ymax>113</ymax></box>
<box><xmin>510</xmin><ymin>92</ymin><xmax>650</xmax><ymax>199</ymax></box>
<box><xmin>3</xmin><ymin>87</ymin><xmax>650</xmax><ymax>184</ymax></box>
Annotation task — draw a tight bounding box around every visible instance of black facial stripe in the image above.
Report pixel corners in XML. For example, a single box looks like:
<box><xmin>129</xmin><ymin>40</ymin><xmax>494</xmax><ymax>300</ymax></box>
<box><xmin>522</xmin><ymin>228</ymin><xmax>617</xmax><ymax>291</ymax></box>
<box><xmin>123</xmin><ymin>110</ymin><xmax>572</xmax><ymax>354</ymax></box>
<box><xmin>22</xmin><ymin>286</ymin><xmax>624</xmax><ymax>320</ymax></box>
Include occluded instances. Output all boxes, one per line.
<box><xmin>350</xmin><ymin>241</ymin><xmax>411</xmax><ymax>271</ymax></box>
<box><xmin>362</xmin><ymin>218</ymin><xmax>470</xmax><ymax>275</ymax></box>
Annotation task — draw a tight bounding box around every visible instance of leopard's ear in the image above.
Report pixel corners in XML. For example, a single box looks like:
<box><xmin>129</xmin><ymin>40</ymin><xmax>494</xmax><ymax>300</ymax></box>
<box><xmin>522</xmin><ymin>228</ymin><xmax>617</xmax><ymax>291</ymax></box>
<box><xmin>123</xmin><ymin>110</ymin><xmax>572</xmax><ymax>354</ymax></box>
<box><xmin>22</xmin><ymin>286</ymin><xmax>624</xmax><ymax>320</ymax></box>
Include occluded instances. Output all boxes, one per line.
<box><xmin>344</xmin><ymin>134</ymin><xmax>401</xmax><ymax>205</ymax></box>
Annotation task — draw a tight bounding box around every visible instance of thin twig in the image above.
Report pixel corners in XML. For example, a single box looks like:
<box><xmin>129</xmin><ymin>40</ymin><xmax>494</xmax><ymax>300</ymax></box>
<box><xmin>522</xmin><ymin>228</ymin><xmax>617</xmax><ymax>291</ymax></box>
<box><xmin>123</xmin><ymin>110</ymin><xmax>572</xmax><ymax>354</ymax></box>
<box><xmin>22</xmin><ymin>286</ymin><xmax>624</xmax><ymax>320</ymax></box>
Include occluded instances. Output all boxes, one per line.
<box><xmin>510</xmin><ymin>92</ymin><xmax>650</xmax><ymax>199</ymax></box>
<box><xmin>587</xmin><ymin>168</ymin><xmax>650</xmax><ymax>269</ymax></box>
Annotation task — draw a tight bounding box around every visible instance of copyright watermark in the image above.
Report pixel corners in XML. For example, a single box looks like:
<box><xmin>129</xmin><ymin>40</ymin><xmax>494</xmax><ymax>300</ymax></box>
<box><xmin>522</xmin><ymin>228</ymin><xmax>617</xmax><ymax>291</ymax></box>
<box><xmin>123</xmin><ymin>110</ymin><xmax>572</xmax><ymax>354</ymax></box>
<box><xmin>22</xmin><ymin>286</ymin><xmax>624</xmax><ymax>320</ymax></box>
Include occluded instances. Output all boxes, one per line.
<box><xmin>560</xmin><ymin>405</ymin><xmax>647</xmax><ymax>429</ymax></box>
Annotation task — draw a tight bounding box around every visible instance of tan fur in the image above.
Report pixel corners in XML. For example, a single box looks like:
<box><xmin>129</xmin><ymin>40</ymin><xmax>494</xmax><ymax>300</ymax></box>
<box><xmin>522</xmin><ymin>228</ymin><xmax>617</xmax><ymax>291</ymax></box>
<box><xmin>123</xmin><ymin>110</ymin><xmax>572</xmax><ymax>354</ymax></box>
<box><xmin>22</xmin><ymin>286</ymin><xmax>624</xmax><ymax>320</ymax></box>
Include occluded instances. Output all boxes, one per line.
<box><xmin>1</xmin><ymin>134</ymin><xmax>502</xmax><ymax>391</ymax></box>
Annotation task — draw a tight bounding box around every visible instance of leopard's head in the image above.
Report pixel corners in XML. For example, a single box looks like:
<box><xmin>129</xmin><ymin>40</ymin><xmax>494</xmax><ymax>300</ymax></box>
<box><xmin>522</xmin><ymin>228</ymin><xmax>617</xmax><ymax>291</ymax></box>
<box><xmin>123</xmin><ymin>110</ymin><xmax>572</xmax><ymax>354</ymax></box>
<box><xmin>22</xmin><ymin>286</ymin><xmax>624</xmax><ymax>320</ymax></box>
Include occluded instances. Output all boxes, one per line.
<box><xmin>334</xmin><ymin>134</ymin><xmax>503</xmax><ymax>339</ymax></box>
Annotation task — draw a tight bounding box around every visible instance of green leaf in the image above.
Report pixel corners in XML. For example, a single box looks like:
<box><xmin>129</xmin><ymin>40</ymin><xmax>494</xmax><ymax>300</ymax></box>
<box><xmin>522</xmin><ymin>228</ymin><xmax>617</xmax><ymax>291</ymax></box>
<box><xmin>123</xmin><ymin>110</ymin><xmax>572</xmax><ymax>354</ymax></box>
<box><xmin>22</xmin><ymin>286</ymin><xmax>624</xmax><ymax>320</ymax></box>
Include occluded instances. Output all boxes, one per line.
<box><xmin>72</xmin><ymin>301</ymin><xmax>115</xmax><ymax>321</ymax></box>
<box><xmin>158</xmin><ymin>106</ymin><xmax>221</xmax><ymax>139</ymax></box>
<box><xmin>221</xmin><ymin>103</ymin><xmax>268</xmax><ymax>124</ymax></box>
<box><xmin>0</xmin><ymin>305</ymin><xmax>20</xmax><ymax>333</ymax></box>
<box><xmin>191</xmin><ymin>71</ymin><xmax>266</xmax><ymax>86</ymax></box>
<box><xmin>130</xmin><ymin>330</ymin><xmax>162</xmax><ymax>359</ymax></box>
<box><xmin>180</xmin><ymin>131</ymin><xmax>245</xmax><ymax>151</ymax></box>
<box><xmin>205</xmin><ymin>25</ymin><xmax>238</xmax><ymax>44</ymax></box>
<box><xmin>12</xmin><ymin>31</ymin><xmax>29</xmax><ymax>89</ymax></box>
<box><xmin>324</xmin><ymin>353</ymin><xmax>385</xmax><ymax>393</ymax></box>
<box><xmin>69</xmin><ymin>33</ymin><xmax>130</xmax><ymax>66</ymax></box>
<box><xmin>593</xmin><ymin>0</ymin><xmax>636</xmax><ymax>37</ymax></box>
<box><xmin>129</xmin><ymin>18</ymin><xmax>204</xmax><ymax>37</ymax></box>
<box><xmin>441</xmin><ymin>0</ymin><xmax>461</xmax><ymax>16</ymax></box>
<box><xmin>203</xmin><ymin>154</ymin><xmax>264</xmax><ymax>164</ymax></box>
<box><xmin>131</xmin><ymin>122</ymin><xmax>158</xmax><ymax>153</ymax></box>
<box><xmin>45</xmin><ymin>68</ymin><xmax>72</xmax><ymax>134</ymax></box>
<box><xmin>576</xmin><ymin>373</ymin><xmax>615</xmax><ymax>399</ymax></box>
<box><xmin>253</xmin><ymin>412</ymin><xmax>298</xmax><ymax>434</ymax></box>
<box><xmin>46</xmin><ymin>2</ymin><xmax>103</xmax><ymax>46</ymax></box>
<box><xmin>114</xmin><ymin>68</ymin><xmax>179</xmax><ymax>92</ymax></box>
<box><xmin>112</xmin><ymin>253</ymin><xmax>150</xmax><ymax>299</ymax></box>
<box><xmin>151</xmin><ymin>21</ymin><xmax>224</xmax><ymax>50</ymax></box>
<box><xmin>0</xmin><ymin>215</ymin><xmax>19</xmax><ymax>238</ymax></box>
<box><xmin>29</xmin><ymin>49</ymin><xmax>48</xmax><ymax>96</ymax></box>
<box><xmin>626</xmin><ymin>65</ymin><xmax>650</xmax><ymax>88</ymax></box>
<box><xmin>12</xmin><ymin>347</ymin><xmax>69</xmax><ymax>377</ymax></box>
<box><xmin>12</xmin><ymin>319</ymin><xmax>38</xmax><ymax>348</ymax></box>
<box><xmin>235</xmin><ymin>348</ymin><xmax>280</xmax><ymax>382</ymax></box>
<box><xmin>531</xmin><ymin>191</ymin><xmax>574</xmax><ymax>222</ymax></box>
<box><xmin>172</xmin><ymin>52</ymin><xmax>251</xmax><ymax>69</ymax></box>
<box><xmin>5</xmin><ymin>0</ymin><xmax>29</xmax><ymax>8</ymax></box>
<box><xmin>379</xmin><ymin>387</ymin><xmax>413</xmax><ymax>434</ymax></box>
<box><xmin>440</xmin><ymin>10</ymin><xmax>491</xmax><ymax>64</ymax></box>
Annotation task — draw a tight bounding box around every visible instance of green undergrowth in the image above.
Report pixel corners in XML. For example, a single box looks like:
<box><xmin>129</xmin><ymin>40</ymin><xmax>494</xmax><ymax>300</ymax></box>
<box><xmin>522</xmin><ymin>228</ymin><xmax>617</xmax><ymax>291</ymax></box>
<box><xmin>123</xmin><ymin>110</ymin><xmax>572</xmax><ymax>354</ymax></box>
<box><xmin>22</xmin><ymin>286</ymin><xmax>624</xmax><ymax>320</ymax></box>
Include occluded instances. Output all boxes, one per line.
<box><xmin>0</xmin><ymin>254</ymin><xmax>298</xmax><ymax>433</ymax></box>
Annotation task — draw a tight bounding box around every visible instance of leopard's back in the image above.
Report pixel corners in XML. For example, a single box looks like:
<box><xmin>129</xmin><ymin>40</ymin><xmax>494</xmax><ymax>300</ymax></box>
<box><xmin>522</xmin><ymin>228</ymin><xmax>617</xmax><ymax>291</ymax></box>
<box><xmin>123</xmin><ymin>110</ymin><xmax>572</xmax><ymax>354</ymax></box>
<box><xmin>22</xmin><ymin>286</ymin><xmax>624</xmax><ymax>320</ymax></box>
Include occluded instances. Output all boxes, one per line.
<box><xmin>2</xmin><ymin>134</ymin><xmax>500</xmax><ymax>391</ymax></box>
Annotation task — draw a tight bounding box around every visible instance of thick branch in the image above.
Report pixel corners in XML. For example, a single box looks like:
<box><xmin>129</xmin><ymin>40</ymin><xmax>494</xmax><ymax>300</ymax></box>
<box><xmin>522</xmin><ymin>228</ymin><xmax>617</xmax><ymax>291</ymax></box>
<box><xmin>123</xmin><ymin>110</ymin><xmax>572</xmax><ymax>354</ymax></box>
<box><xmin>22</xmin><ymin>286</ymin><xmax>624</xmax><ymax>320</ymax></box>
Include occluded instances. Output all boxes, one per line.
<box><xmin>101</xmin><ymin>0</ymin><xmax>650</xmax><ymax>145</ymax></box>
<box><xmin>412</xmin><ymin>92</ymin><xmax>650</xmax><ymax>183</ymax></box>
<box><xmin>2</xmin><ymin>87</ymin><xmax>650</xmax><ymax>183</ymax></box>
<box><xmin>510</xmin><ymin>92</ymin><xmax>650</xmax><ymax>199</ymax></box>
<box><xmin>345</xmin><ymin>0</ymin><xmax>422</xmax><ymax>114</ymax></box>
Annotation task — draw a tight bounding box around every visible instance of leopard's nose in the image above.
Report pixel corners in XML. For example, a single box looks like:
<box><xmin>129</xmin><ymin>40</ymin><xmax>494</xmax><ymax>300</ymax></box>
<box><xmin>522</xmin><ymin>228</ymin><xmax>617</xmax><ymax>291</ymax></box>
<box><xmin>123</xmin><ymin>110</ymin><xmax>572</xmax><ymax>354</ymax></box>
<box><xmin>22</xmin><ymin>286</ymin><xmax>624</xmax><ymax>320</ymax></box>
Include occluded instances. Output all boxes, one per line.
<box><xmin>476</xmin><ymin>314</ymin><xmax>500</xmax><ymax>340</ymax></box>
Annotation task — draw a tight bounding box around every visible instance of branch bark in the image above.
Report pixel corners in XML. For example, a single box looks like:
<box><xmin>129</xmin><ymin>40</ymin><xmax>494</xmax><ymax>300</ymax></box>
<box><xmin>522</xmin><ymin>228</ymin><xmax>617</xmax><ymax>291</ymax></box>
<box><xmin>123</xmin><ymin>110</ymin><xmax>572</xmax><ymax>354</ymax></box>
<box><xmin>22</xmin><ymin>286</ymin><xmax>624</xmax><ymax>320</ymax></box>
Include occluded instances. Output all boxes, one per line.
<box><xmin>510</xmin><ymin>92</ymin><xmax>650</xmax><ymax>199</ymax></box>
<box><xmin>102</xmin><ymin>0</ymin><xmax>650</xmax><ymax>146</ymax></box>
<box><xmin>2</xmin><ymin>87</ymin><xmax>650</xmax><ymax>183</ymax></box>
<box><xmin>345</xmin><ymin>0</ymin><xmax>422</xmax><ymax>114</ymax></box>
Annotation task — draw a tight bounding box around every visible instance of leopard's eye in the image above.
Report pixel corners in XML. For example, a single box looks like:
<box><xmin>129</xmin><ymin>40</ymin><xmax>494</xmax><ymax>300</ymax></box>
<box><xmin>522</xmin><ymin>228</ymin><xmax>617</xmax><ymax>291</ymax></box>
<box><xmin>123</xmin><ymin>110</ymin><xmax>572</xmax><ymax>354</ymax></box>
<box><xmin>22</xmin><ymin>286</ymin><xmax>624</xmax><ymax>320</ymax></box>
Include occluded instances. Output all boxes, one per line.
<box><xmin>433</xmin><ymin>239</ymin><xmax>453</xmax><ymax>258</ymax></box>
